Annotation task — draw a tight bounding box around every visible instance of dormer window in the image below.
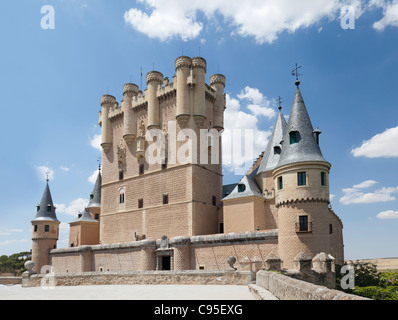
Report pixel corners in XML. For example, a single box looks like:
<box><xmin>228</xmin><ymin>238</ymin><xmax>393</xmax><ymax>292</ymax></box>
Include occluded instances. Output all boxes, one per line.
<box><xmin>274</xmin><ymin>146</ymin><xmax>281</xmax><ymax>155</ymax></box>
<box><xmin>36</xmin><ymin>206</ymin><xmax>40</xmax><ymax>212</ymax></box>
<box><xmin>47</xmin><ymin>205</ymin><xmax>51</xmax><ymax>212</ymax></box>
<box><xmin>238</xmin><ymin>184</ymin><xmax>246</xmax><ymax>193</ymax></box>
<box><xmin>290</xmin><ymin>131</ymin><xmax>300</xmax><ymax>144</ymax></box>
<box><xmin>90</xmin><ymin>193</ymin><xmax>94</xmax><ymax>200</ymax></box>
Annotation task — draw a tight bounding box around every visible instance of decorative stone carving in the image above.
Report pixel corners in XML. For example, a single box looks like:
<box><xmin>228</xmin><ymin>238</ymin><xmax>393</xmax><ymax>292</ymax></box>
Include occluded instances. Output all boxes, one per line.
<box><xmin>227</xmin><ymin>256</ymin><xmax>237</xmax><ymax>270</ymax></box>
<box><xmin>117</xmin><ymin>139</ymin><xmax>126</xmax><ymax>167</ymax></box>
<box><xmin>160</xmin><ymin>235</ymin><xmax>169</xmax><ymax>249</ymax></box>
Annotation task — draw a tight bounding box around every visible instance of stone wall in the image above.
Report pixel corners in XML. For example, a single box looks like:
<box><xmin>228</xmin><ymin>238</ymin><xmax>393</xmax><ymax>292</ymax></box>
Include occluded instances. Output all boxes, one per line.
<box><xmin>0</xmin><ymin>277</ymin><xmax>22</xmax><ymax>285</ymax></box>
<box><xmin>50</xmin><ymin>230</ymin><xmax>279</xmax><ymax>274</ymax></box>
<box><xmin>25</xmin><ymin>270</ymin><xmax>254</xmax><ymax>288</ymax></box>
<box><xmin>256</xmin><ymin>270</ymin><xmax>369</xmax><ymax>300</ymax></box>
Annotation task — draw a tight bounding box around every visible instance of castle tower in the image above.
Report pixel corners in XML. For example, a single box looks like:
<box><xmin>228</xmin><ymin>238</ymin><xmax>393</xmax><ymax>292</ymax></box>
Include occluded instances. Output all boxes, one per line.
<box><xmin>31</xmin><ymin>181</ymin><xmax>60</xmax><ymax>273</ymax></box>
<box><xmin>175</xmin><ymin>56</ymin><xmax>192</xmax><ymax>127</ymax></box>
<box><xmin>146</xmin><ymin>71</ymin><xmax>163</xmax><ymax>130</ymax></box>
<box><xmin>123</xmin><ymin>83</ymin><xmax>139</xmax><ymax>145</ymax></box>
<box><xmin>273</xmin><ymin>82</ymin><xmax>333</xmax><ymax>269</ymax></box>
<box><xmin>100</xmin><ymin>94</ymin><xmax>116</xmax><ymax>153</ymax></box>
<box><xmin>209</xmin><ymin>74</ymin><xmax>226</xmax><ymax>131</ymax></box>
<box><xmin>98</xmin><ymin>56</ymin><xmax>226</xmax><ymax>245</ymax></box>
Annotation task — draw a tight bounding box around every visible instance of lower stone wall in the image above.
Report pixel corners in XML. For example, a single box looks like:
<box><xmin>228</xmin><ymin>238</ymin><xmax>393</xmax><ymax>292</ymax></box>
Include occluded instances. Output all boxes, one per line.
<box><xmin>256</xmin><ymin>270</ymin><xmax>369</xmax><ymax>300</ymax></box>
<box><xmin>25</xmin><ymin>270</ymin><xmax>255</xmax><ymax>287</ymax></box>
<box><xmin>0</xmin><ymin>277</ymin><xmax>22</xmax><ymax>285</ymax></box>
<box><xmin>50</xmin><ymin>230</ymin><xmax>279</xmax><ymax>273</ymax></box>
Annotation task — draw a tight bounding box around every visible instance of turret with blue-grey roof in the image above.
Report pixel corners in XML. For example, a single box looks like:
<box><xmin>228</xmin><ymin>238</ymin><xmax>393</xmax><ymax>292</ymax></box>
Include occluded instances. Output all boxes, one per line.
<box><xmin>31</xmin><ymin>180</ymin><xmax>60</xmax><ymax>274</ymax></box>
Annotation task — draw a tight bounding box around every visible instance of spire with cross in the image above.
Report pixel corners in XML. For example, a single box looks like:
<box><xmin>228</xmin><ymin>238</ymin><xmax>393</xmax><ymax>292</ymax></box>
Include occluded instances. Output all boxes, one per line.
<box><xmin>97</xmin><ymin>156</ymin><xmax>102</xmax><ymax>171</ymax></box>
<box><xmin>278</xmin><ymin>96</ymin><xmax>283</xmax><ymax>111</ymax></box>
<box><xmin>292</xmin><ymin>63</ymin><xmax>303</xmax><ymax>87</ymax></box>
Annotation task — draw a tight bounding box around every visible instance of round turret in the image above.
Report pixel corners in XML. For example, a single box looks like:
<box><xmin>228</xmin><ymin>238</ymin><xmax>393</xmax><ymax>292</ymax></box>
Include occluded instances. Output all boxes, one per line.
<box><xmin>100</xmin><ymin>95</ymin><xmax>116</xmax><ymax>153</ymax></box>
<box><xmin>146</xmin><ymin>71</ymin><xmax>163</xmax><ymax>130</ymax></box>
<box><xmin>192</xmin><ymin>57</ymin><xmax>207</xmax><ymax>128</ymax></box>
<box><xmin>123</xmin><ymin>84</ymin><xmax>139</xmax><ymax>145</ymax></box>
<box><xmin>210</xmin><ymin>74</ymin><xmax>226</xmax><ymax>131</ymax></box>
<box><xmin>175</xmin><ymin>56</ymin><xmax>192</xmax><ymax>128</ymax></box>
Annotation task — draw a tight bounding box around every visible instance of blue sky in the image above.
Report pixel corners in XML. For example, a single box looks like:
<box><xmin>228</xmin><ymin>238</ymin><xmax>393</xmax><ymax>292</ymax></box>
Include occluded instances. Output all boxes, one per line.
<box><xmin>0</xmin><ymin>0</ymin><xmax>397</xmax><ymax>260</ymax></box>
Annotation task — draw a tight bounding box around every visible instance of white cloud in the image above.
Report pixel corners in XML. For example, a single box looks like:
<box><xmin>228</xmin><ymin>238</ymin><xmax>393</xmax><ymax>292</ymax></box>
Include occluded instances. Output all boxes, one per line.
<box><xmin>55</xmin><ymin>198</ymin><xmax>88</xmax><ymax>217</ymax></box>
<box><xmin>124</xmin><ymin>0</ymin><xmax>203</xmax><ymax>41</ymax></box>
<box><xmin>88</xmin><ymin>169</ymin><xmax>100</xmax><ymax>184</ymax></box>
<box><xmin>353</xmin><ymin>180</ymin><xmax>378</xmax><ymax>189</ymax></box>
<box><xmin>340</xmin><ymin>180</ymin><xmax>398</xmax><ymax>204</ymax></box>
<box><xmin>36</xmin><ymin>166</ymin><xmax>55</xmax><ymax>182</ymax></box>
<box><xmin>222</xmin><ymin>87</ymin><xmax>274</xmax><ymax>174</ymax></box>
<box><xmin>377</xmin><ymin>210</ymin><xmax>398</xmax><ymax>219</ymax></box>
<box><xmin>90</xmin><ymin>134</ymin><xmax>102</xmax><ymax>152</ymax></box>
<box><xmin>372</xmin><ymin>0</ymin><xmax>398</xmax><ymax>31</ymax></box>
<box><xmin>124</xmin><ymin>0</ymin><xmax>362</xmax><ymax>44</ymax></box>
<box><xmin>351</xmin><ymin>126</ymin><xmax>398</xmax><ymax>158</ymax></box>
<box><xmin>60</xmin><ymin>166</ymin><xmax>70</xmax><ymax>172</ymax></box>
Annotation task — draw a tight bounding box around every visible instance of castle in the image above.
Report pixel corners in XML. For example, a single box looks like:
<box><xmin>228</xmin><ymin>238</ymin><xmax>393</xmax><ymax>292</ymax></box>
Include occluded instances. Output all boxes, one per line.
<box><xmin>30</xmin><ymin>56</ymin><xmax>344</xmax><ymax>275</ymax></box>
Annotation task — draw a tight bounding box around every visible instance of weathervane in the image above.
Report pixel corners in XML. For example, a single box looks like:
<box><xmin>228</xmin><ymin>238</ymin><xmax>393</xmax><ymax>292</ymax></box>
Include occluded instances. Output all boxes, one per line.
<box><xmin>278</xmin><ymin>96</ymin><xmax>282</xmax><ymax>111</ymax></box>
<box><xmin>45</xmin><ymin>170</ymin><xmax>51</xmax><ymax>182</ymax></box>
<box><xmin>97</xmin><ymin>156</ymin><xmax>101</xmax><ymax>171</ymax></box>
<box><xmin>291</xmin><ymin>63</ymin><xmax>303</xmax><ymax>87</ymax></box>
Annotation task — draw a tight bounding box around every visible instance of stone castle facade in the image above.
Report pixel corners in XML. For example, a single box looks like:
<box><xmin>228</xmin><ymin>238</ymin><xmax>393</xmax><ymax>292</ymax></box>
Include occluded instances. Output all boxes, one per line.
<box><xmin>29</xmin><ymin>56</ymin><xmax>344</xmax><ymax>275</ymax></box>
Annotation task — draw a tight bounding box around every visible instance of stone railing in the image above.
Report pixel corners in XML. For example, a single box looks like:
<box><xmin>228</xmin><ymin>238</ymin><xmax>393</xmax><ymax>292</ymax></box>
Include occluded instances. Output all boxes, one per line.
<box><xmin>255</xmin><ymin>270</ymin><xmax>369</xmax><ymax>300</ymax></box>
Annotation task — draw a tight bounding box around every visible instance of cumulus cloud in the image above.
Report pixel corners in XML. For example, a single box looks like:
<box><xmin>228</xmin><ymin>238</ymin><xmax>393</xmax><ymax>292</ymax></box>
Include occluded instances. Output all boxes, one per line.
<box><xmin>340</xmin><ymin>180</ymin><xmax>398</xmax><ymax>204</ymax></box>
<box><xmin>351</xmin><ymin>127</ymin><xmax>398</xmax><ymax>158</ymax></box>
<box><xmin>55</xmin><ymin>198</ymin><xmax>88</xmax><ymax>217</ymax></box>
<box><xmin>372</xmin><ymin>0</ymin><xmax>398</xmax><ymax>31</ymax></box>
<box><xmin>377</xmin><ymin>210</ymin><xmax>398</xmax><ymax>219</ymax></box>
<box><xmin>90</xmin><ymin>134</ymin><xmax>102</xmax><ymax>152</ymax></box>
<box><xmin>222</xmin><ymin>87</ymin><xmax>275</xmax><ymax>174</ymax></box>
<box><xmin>124</xmin><ymin>0</ymin><xmax>360</xmax><ymax>44</ymax></box>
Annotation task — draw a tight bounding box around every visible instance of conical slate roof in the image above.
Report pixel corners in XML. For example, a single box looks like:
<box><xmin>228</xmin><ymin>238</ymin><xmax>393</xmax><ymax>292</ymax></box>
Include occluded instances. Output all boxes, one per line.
<box><xmin>32</xmin><ymin>182</ymin><xmax>59</xmax><ymax>222</ymax></box>
<box><xmin>256</xmin><ymin>110</ymin><xmax>287</xmax><ymax>174</ymax></box>
<box><xmin>72</xmin><ymin>208</ymin><xmax>98</xmax><ymax>224</ymax></box>
<box><xmin>87</xmin><ymin>171</ymin><xmax>101</xmax><ymax>208</ymax></box>
<box><xmin>222</xmin><ymin>175</ymin><xmax>264</xmax><ymax>201</ymax></box>
<box><xmin>277</xmin><ymin>86</ymin><xmax>328</xmax><ymax>168</ymax></box>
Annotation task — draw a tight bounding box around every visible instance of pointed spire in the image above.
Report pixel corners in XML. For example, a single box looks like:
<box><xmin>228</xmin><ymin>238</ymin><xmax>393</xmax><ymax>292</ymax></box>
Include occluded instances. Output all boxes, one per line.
<box><xmin>277</xmin><ymin>86</ymin><xmax>328</xmax><ymax>168</ymax></box>
<box><xmin>256</xmin><ymin>108</ymin><xmax>288</xmax><ymax>174</ymax></box>
<box><xmin>32</xmin><ymin>182</ymin><xmax>59</xmax><ymax>222</ymax></box>
<box><xmin>87</xmin><ymin>170</ymin><xmax>101</xmax><ymax>209</ymax></box>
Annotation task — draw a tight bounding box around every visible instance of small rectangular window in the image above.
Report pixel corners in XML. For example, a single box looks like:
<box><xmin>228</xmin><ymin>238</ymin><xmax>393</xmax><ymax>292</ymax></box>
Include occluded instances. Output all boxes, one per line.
<box><xmin>219</xmin><ymin>223</ymin><xmax>224</xmax><ymax>233</ymax></box>
<box><xmin>34</xmin><ymin>225</ymin><xmax>38</xmax><ymax>232</ymax></box>
<box><xmin>290</xmin><ymin>131</ymin><xmax>299</xmax><ymax>144</ymax></box>
<box><xmin>138</xmin><ymin>199</ymin><xmax>143</xmax><ymax>209</ymax></box>
<box><xmin>278</xmin><ymin>176</ymin><xmax>283</xmax><ymax>190</ymax></box>
<box><xmin>299</xmin><ymin>216</ymin><xmax>308</xmax><ymax>232</ymax></box>
<box><xmin>238</xmin><ymin>184</ymin><xmax>246</xmax><ymax>193</ymax></box>
<box><xmin>321</xmin><ymin>172</ymin><xmax>326</xmax><ymax>186</ymax></box>
<box><xmin>139</xmin><ymin>164</ymin><xmax>144</xmax><ymax>175</ymax></box>
<box><xmin>298</xmin><ymin>172</ymin><xmax>306</xmax><ymax>186</ymax></box>
<box><xmin>119</xmin><ymin>171</ymin><xmax>124</xmax><ymax>180</ymax></box>
<box><xmin>95</xmin><ymin>214</ymin><xmax>100</xmax><ymax>220</ymax></box>
<box><xmin>119</xmin><ymin>194</ymin><xmax>125</xmax><ymax>204</ymax></box>
<box><xmin>212</xmin><ymin>196</ymin><xmax>217</xmax><ymax>206</ymax></box>
<box><xmin>329</xmin><ymin>224</ymin><xmax>333</xmax><ymax>234</ymax></box>
<box><xmin>163</xmin><ymin>194</ymin><xmax>169</xmax><ymax>205</ymax></box>
<box><xmin>44</xmin><ymin>225</ymin><xmax>50</xmax><ymax>232</ymax></box>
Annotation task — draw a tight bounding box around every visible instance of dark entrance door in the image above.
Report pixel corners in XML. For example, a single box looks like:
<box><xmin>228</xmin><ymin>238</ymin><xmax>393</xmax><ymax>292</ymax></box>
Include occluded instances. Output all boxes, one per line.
<box><xmin>162</xmin><ymin>256</ymin><xmax>171</xmax><ymax>270</ymax></box>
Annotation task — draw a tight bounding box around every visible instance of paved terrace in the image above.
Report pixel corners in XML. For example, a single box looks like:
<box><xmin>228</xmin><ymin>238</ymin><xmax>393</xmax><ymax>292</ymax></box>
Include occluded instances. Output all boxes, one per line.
<box><xmin>0</xmin><ymin>284</ymin><xmax>277</xmax><ymax>300</ymax></box>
